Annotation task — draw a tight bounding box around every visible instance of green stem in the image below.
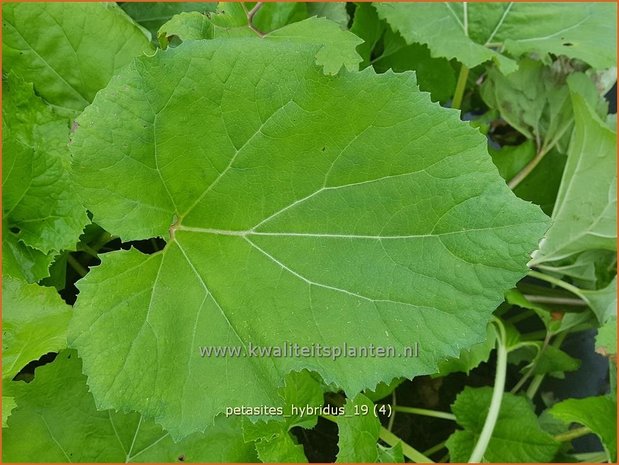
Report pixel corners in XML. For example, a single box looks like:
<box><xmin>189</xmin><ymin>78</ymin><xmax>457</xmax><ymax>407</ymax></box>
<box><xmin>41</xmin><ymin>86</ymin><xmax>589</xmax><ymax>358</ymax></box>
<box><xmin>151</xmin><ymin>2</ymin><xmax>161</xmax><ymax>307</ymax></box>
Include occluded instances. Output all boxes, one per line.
<box><xmin>510</xmin><ymin>333</ymin><xmax>550</xmax><ymax>393</ymax></box>
<box><xmin>526</xmin><ymin>331</ymin><xmax>568</xmax><ymax>399</ymax></box>
<box><xmin>508</xmin><ymin>146</ymin><xmax>549</xmax><ymax>189</ymax></box>
<box><xmin>528</xmin><ymin>271</ymin><xmax>585</xmax><ymax>300</ymax></box>
<box><xmin>523</xmin><ymin>294</ymin><xmax>587</xmax><ymax>306</ymax></box>
<box><xmin>554</xmin><ymin>426</ymin><xmax>592</xmax><ymax>442</ymax></box>
<box><xmin>423</xmin><ymin>441</ymin><xmax>446</xmax><ymax>457</ymax></box>
<box><xmin>379</xmin><ymin>427</ymin><xmax>434</xmax><ymax>463</ymax></box>
<box><xmin>505</xmin><ymin>308</ymin><xmax>535</xmax><ymax>325</ymax></box>
<box><xmin>468</xmin><ymin>320</ymin><xmax>508</xmax><ymax>463</ymax></box>
<box><xmin>67</xmin><ymin>254</ymin><xmax>88</xmax><ymax>277</ymax></box>
<box><xmin>572</xmin><ymin>451</ymin><xmax>609</xmax><ymax>462</ymax></box>
<box><xmin>452</xmin><ymin>64</ymin><xmax>469</xmax><ymax>110</ymax></box>
<box><xmin>393</xmin><ymin>406</ymin><xmax>456</xmax><ymax>421</ymax></box>
<box><xmin>388</xmin><ymin>391</ymin><xmax>397</xmax><ymax>431</ymax></box>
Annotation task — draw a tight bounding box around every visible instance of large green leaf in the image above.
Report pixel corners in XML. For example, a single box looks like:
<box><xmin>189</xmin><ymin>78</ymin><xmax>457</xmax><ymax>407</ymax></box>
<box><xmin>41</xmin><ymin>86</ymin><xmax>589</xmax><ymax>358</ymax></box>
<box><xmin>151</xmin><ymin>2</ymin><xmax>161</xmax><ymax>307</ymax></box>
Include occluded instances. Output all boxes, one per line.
<box><xmin>549</xmin><ymin>396</ymin><xmax>617</xmax><ymax>462</ymax></box>
<box><xmin>2</xmin><ymin>2</ymin><xmax>153</xmax><ymax>112</ymax></box>
<box><xmin>2</xmin><ymin>73</ymin><xmax>88</xmax><ymax>259</ymax></box>
<box><xmin>447</xmin><ymin>387</ymin><xmax>560</xmax><ymax>462</ymax></box>
<box><xmin>3</xmin><ymin>350</ymin><xmax>256</xmax><ymax>462</ymax></box>
<box><xmin>69</xmin><ymin>39</ymin><xmax>548</xmax><ymax>438</ymax></box>
<box><xmin>531</xmin><ymin>77</ymin><xmax>617</xmax><ymax>265</ymax></box>
<box><xmin>374</xmin><ymin>3</ymin><xmax>616</xmax><ymax>73</ymax></box>
<box><xmin>2</xmin><ymin>276</ymin><xmax>71</xmax><ymax>381</ymax></box>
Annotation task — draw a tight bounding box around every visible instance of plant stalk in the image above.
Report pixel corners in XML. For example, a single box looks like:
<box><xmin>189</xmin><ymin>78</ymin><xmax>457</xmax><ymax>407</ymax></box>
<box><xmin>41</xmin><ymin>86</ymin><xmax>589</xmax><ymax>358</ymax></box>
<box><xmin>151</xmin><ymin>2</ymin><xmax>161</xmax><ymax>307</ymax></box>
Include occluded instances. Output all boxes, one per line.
<box><xmin>394</xmin><ymin>406</ymin><xmax>456</xmax><ymax>421</ymax></box>
<box><xmin>452</xmin><ymin>64</ymin><xmax>469</xmax><ymax>110</ymax></box>
<box><xmin>528</xmin><ymin>271</ymin><xmax>585</xmax><ymax>300</ymax></box>
<box><xmin>554</xmin><ymin>426</ymin><xmax>592</xmax><ymax>442</ymax></box>
<box><xmin>468</xmin><ymin>321</ymin><xmax>508</xmax><ymax>463</ymax></box>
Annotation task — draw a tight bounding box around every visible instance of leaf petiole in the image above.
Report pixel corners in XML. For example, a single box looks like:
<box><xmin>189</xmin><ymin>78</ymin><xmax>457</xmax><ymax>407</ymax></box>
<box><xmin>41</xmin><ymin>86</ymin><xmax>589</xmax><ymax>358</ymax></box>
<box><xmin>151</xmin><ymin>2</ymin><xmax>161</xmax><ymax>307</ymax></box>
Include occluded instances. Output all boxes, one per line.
<box><xmin>468</xmin><ymin>318</ymin><xmax>508</xmax><ymax>463</ymax></box>
<box><xmin>393</xmin><ymin>406</ymin><xmax>456</xmax><ymax>421</ymax></box>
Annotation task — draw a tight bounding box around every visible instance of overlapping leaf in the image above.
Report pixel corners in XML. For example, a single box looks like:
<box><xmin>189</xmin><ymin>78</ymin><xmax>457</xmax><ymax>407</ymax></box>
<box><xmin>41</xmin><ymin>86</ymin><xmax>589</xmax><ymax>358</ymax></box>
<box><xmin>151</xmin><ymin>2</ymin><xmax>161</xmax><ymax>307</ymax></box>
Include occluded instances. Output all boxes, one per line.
<box><xmin>158</xmin><ymin>4</ymin><xmax>363</xmax><ymax>75</ymax></box>
<box><xmin>374</xmin><ymin>3</ymin><xmax>616</xmax><ymax>73</ymax></box>
<box><xmin>3</xmin><ymin>2</ymin><xmax>153</xmax><ymax>113</ymax></box>
<box><xmin>531</xmin><ymin>78</ymin><xmax>617</xmax><ymax>265</ymax></box>
<box><xmin>3</xmin><ymin>351</ymin><xmax>256</xmax><ymax>463</ymax></box>
<box><xmin>2</xmin><ymin>74</ymin><xmax>88</xmax><ymax>280</ymax></box>
<box><xmin>549</xmin><ymin>396</ymin><xmax>617</xmax><ymax>462</ymax></box>
<box><xmin>2</xmin><ymin>276</ymin><xmax>71</xmax><ymax>381</ymax></box>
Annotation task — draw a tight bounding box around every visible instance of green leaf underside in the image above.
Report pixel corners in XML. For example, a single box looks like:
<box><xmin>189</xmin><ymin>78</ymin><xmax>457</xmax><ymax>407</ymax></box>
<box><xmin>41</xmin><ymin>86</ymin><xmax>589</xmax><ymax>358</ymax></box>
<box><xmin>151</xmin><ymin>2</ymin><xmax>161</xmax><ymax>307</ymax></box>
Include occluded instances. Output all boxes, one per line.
<box><xmin>3</xmin><ymin>350</ymin><xmax>256</xmax><ymax>463</ymax></box>
<box><xmin>447</xmin><ymin>387</ymin><xmax>560</xmax><ymax>462</ymax></box>
<box><xmin>2</xmin><ymin>2</ymin><xmax>153</xmax><ymax>112</ymax></box>
<box><xmin>374</xmin><ymin>3</ymin><xmax>616</xmax><ymax>73</ymax></box>
<box><xmin>549</xmin><ymin>396</ymin><xmax>617</xmax><ymax>462</ymax></box>
<box><xmin>2</xmin><ymin>73</ymin><xmax>88</xmax><ymax>257</ymax></box>
<box><xmin>2</xmin><ymin>276</ymin><xmax>71</xmax><ymax>381</ymax></box>
<box><xmin>70</xmin><ymin>39</ymin><xmax>548</xmax><ymax>439</ymax></box>
<box><xmin>532</xmin><ymin>78</ymin><xmax>617</xmax><ymax>265</ymax></box>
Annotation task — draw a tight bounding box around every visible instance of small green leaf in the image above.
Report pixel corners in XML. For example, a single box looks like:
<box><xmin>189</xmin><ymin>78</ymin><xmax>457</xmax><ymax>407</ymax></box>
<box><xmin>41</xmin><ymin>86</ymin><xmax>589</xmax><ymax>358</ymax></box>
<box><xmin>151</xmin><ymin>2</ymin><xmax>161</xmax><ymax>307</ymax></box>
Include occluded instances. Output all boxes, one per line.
<box><xmin>120</xmin><ymin>2</ymin><xmax>216</xmax><ymax>38</ymax></box>
<box><xmin>158</xmin><ymin>12</ymin><xmax>214</xmax><ymax>47</ymax></box>
<box><xmin>306</xmin><ymin>3</ymin><xmax>349</xmax><ymax>28</ymax></box>
<box><xmin>447</xmin><ymin>387</ymin><xmax>560</xmax><ymax>462</ymax></box>
<box><xmin>437</xmin><ymin>324</ymin><xmax>495</xmax><ymax>376</ymax></box>
<box><xmin>267</xmin><ymin>17</ymin><xmax>363</xmax><ymax>75</ymax></box>
<box><xmin>3</xmin><ymin>350</ymin><xmax>256</xmax><ymax>463</ymax></box>
<box><xmin>157</xmin><ymin>6</ymin><xmax>362</xmax><ymax>75</ymax></box>
<box><xmin>2</xmin><ymin>276</ymin><xmax>71</xmax><ymax>381</ymax></box>
<box><xmin>532</xmin><ymin>346</ymin><xmax>580</xmax><ymax>377</ymax></box>
<box><xmin>336</xmin><ymin>394</ymin><xmax>381</xmax><ymax>462</ymax></box>
<box><xmin>549</xmin><ymin>396</ymin><xmax>617</xmax><ymax>462</ymax></box>
<box><xmin>2</xmin><ymin>226</ymin><xmax>55</xmax><ymax>282</ymax></box>
<box><xmin>243</xmin><ymin>370</ymin><xmax>325</xmax><ymax>463</ymax></box>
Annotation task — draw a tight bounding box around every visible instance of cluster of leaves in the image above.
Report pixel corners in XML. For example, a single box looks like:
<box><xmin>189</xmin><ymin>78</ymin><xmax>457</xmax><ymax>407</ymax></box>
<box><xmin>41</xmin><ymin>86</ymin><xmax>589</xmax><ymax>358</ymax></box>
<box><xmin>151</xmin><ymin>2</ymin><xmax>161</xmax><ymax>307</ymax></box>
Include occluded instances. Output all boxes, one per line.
<box><xmin>2</xmin><ymin>2</ymin><xmax>616</xmax><ymax>463</ymax></box>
